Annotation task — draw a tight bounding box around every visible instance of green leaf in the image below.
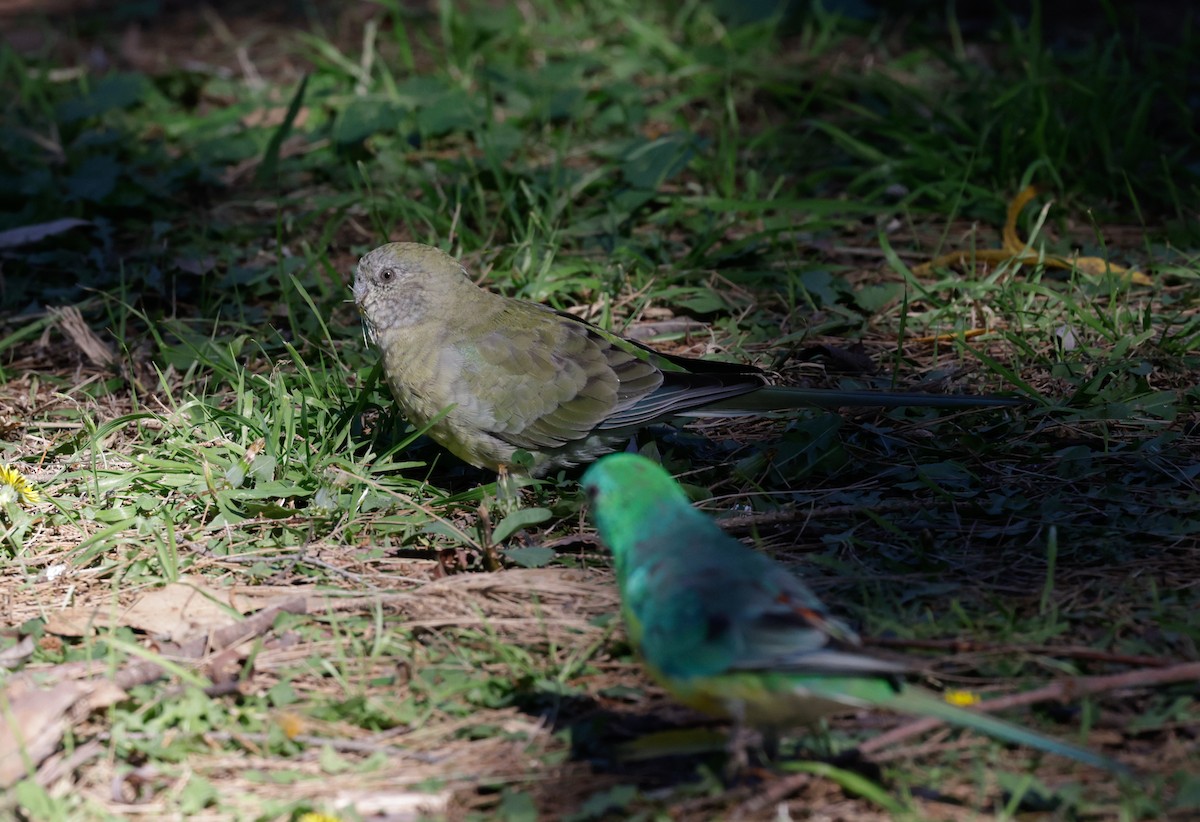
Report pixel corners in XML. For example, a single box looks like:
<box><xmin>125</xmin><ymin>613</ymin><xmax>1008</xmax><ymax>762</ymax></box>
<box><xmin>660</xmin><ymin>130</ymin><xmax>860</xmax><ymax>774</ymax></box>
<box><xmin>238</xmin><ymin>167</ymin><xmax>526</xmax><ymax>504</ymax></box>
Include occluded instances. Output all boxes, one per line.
<box><xmin>995</xmin><ymin>771</ymin><xmax>1073</xmax><ymax>814</ymax></box>
<box><xmin>620</xmin><ymin>134</ymin><xmax>696</xmax><ymax>189</ymax></box>
<box><xmin>567</xmin><ymin>784</ymin><xmax>638</xmax><ymax>822</ymax></box>
<box><xmin>14</xmin><ymin>780</ymin><xmax>62</xmax><ymax>820</ymax></box>
<box><xmin>798</xmin><ymin>269</ymin><xmax>844</xmax><ymax>307</ymax></box>
<box><xmin>415</xmin><ymin>88</ymin><xmax>482</xmax><ymax>136</ymax></box>
<box><xmin>492</xmin><ymin>507</ymin><xmax>552</xmax><ymax>543</ymax></box>
<box><xmin>333</xmin><ymin>98</ymin><xmax>405</xmax><ymax>145</ymax></box>
<box><xmin>546</xmin><ymin>87</ymin><xmax>585</xmax><ymax>120</ymax></box>
<box><xmin>178</xmin><ymin>775</ymin><xmax>218</xmax><ymax>814</ymax></box>
<box><xmin>608</xmin><ymin>188</ymin><xmax>656</xmax><ymax>215</ymax></box>
<box><xmin>392</xmin><ymin>75</ymin><xmax>450</xmax><ymax>106</ymax></box>
<box><xmin>477</xmin><ymin>122</ymin><xmax>524</xmax><ymax>163</ymax></box>
<box><xmin>855</xmin><ymin>282</ymin><xmax>904</xmax><ymax>313</ymax></box>
<box><xmin>675</xmin><ymin>290</ymin><xmax>729</xmax><ymax>314</ymax></box>
<box><xmin>510</xmin><ymin>449</ymin><xmax>536</xmax><ymax>471</ymax></box>
<box><xmin>317</xmin><ymin>744</ymin><xmax>352</xmax><ymax>774</ymax></box>
<box><xmin>267</xmin><ymin>680</ymin><xmax>298</xmax><ymax>707</ymax></box>
<box><xmin>422</xmin><ymin>519</ymin><xmax>474</xmax><ymax>545</ymax></box>
<box><xmin>65</xmin><ymin>155</ymin><xmax>120</xmax><ymax>202</ymax></box>
<box><xmin>56</xmin><ymin>72</ymin><xmax>148</xmax><ymax>123</ymax></box>
<box><xmin>501</xmin><ymin>545</ymin><xmax>556</xmax><ymax>568</ymax></box>
<box><xmin>1173</xmin><ymin>773</ymin><xmax>1200</xmax><ymax>809</ymax></box>
<box><xmin>498</xmin><ymin>788</ymin><xmax>538</xmax><ymax>821</ymax></box>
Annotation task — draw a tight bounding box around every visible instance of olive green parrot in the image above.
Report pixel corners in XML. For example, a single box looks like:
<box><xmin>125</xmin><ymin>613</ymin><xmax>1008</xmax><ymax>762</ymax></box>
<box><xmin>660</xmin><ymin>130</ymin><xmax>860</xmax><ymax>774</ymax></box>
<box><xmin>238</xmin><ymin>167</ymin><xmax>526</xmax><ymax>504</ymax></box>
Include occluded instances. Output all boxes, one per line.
<box><xmin>580</xmin><ymin>452</ymin><xmax>1129</xmax><ymax>774</ymax></box>
<box><xmin>353</xmin><ymin>243</ymin><xmax>1022</xmax><ymax>477</ymax></box>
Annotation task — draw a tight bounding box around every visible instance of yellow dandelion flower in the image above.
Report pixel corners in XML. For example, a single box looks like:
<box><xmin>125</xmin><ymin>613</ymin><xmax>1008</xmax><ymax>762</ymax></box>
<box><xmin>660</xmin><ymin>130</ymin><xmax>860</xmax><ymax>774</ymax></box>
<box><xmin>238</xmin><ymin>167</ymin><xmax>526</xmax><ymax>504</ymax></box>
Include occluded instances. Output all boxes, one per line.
<box><xmin>297</xmin><ymin>814</ymin><xmax>343</xmax><ymax>822</ymax></box>
<box><xmin>0</xmin><ymin>465</ymin><xmax>39</xmax><ymax>506</ymax></box>
<box><xmin>943</xmin><ymin>689</ymin><xmax>982</xmax><ymax>707</ymax></box>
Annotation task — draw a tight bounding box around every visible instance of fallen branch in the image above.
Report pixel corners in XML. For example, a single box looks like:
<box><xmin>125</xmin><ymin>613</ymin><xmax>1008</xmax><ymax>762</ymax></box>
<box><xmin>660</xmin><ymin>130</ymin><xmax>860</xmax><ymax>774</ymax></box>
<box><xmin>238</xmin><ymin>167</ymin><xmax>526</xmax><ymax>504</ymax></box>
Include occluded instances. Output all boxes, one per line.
<box><xmin>867</xmin><ymin>636</ymin><xmax>1177</xmax><ymax>669</ymax></box>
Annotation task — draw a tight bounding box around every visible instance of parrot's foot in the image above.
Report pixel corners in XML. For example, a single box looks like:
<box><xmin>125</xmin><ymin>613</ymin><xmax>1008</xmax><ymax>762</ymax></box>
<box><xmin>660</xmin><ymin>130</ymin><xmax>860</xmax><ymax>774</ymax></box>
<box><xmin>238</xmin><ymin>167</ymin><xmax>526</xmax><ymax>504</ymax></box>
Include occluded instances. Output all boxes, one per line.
<box><xmin>724</xmin><ymin>725</ymin><xmax>754</xmax><ymax>777</ymax></box>
<box><xmin>761</xmin><ymin>729</ymin><xmax>781</xmax><ymax>762</ymax></box>
<box><xmin>723</xmin><ymin>705</ymin><xmax>776</xmax><ymax>780</ymax></box>
<box><xmin>723</xmin><ymin>730</ymin><xmax>779</xmax><ymax>785</ymax></box>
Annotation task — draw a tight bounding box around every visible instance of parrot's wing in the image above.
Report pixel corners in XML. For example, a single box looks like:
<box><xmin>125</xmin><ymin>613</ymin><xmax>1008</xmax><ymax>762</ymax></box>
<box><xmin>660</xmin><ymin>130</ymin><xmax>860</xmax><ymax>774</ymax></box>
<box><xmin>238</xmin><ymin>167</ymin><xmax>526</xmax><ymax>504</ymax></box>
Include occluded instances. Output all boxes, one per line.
<box><xmin>726</xmin><ymin>571</ymin><xmax>910</xmax><ymax>677</ymax></box>
<box><xmin>468</xmin><ymin>303</ymin><xmax>650</xmax><ymax>450</ymax></box>
<box><xmin>471</xmin><ymin>303</ymin><xmax>765</xmax><ymax>450</ymax></box>
<box><xmin>578</xmin><ymin>315</ymin><xmax>770</xmax><ymax>430</ymax></box>
<box><xmin>575</xmin><ymin>312</ymin><xmax>767</xmax><ymax>380</ymax></box>
<box><xmin>632</xmin><ymin>565</ymin><xmax>748</xmax><ymax>680</ymax></box>
<box><xmin>597</xmin><ymin>367</ymin><xmax>766</xmax><ymax>430</ymax></box>
<box><xmin>633</xmin><ymin>545</ymin><xmax>906</xmax><ymax>681</ymax></box>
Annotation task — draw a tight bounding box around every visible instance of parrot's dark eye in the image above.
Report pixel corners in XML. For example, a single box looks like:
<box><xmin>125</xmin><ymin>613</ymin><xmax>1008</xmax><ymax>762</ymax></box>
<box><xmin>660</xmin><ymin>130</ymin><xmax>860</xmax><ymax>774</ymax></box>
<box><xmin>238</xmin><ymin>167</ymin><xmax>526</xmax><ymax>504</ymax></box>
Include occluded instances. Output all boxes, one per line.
<box><xmin>380</xmin><ymin>268</ymin><xmax>395</xmax><ymax>282</ymax></box>
<box><xmin>584</xmin><ymin>484</ymin><xmax>599</xmax><ymax>502</ymax></box>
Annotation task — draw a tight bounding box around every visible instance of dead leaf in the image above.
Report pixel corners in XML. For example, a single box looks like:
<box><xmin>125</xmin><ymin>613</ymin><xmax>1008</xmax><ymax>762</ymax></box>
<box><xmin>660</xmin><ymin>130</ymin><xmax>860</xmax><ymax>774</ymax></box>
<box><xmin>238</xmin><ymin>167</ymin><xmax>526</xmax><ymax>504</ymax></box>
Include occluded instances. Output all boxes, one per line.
<box><xmin>51</xmin><ymin>306</ymin><xmax>116</xmax><ymax>368</ymax></box>
<box><xmin>45</xmin><ymin>577</ymin><xmax>241</xmax><ymax>640</ymax></box>
<box><xmin>0</xmin><ymin>678</ymin><xmax>124</xmax><ymax>789</ymax></box>
<box><xmin>0</xmin><ymin>636</ymin><xmax>34</xmax><ymax>670</ymax></box>
<box><xmin>174</xmin><ymin>255</ymin><xmax>218</xmax><ymax>276</ymax></box>
<box><xmin>0</xmin><ymin>681</ymin><xmax>85</xmax><ymax>787</ymax></box>
<box><xmin>118</xmin><ymin>577</ymin><xmax>239</xmax><ymax>640</ymax></box>
<box><xmin>227</xmin><ymin>583</ymin><xmax>333</xmax><ymax>615</ymax></box>
<box><xmin>0</xmin><ymin>218</ymin><xmax>91</xmax><ymax>250</ymax></box>
<box><xmin>44</xmin><ymin>605</ymin><xmax>107</xmax><ymax>637</ymax></box>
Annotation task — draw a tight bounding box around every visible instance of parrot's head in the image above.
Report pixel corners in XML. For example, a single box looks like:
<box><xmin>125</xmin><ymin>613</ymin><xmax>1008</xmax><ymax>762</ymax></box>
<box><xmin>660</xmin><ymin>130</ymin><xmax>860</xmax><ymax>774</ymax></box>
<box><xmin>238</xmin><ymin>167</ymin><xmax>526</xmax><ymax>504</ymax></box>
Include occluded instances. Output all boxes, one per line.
<box><xmin>353</xmin><ymin>242</ymin><xmax>474</xmax><ymax>340</ymax></box>
<box><xmin>581</xmin><ymin>453</ymin><xmax>693</xmax><ymax>567</ymax></box>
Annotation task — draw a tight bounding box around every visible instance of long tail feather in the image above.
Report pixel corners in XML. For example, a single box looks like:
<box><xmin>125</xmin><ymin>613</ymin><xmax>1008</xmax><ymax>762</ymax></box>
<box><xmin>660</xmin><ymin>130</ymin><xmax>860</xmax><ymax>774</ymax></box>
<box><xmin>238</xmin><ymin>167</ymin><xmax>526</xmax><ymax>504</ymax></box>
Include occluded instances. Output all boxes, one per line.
<box><xmin>687</xmin><ymin>385</ymin><xmax>1027</xmax><ymax>414</ymax></box>
<box><xmin>838</xmin><ymin>683</ymin><xmax>1130</xmax><ymax>775</ymax></box>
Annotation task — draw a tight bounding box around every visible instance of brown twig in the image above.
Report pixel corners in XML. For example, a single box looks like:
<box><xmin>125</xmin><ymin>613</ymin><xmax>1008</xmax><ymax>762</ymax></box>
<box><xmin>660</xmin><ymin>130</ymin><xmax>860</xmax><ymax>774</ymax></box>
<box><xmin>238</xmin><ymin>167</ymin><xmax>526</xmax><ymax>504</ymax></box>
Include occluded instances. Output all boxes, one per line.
<box><xmin>866</xmin><ymin>636</ymin><xmax>1178</xmax><ymax>669</ymax></box>
<box><xmin>733</xmin><ymin>772</ymin><xmax>815</xmax><ymax>817</ymax></box>
<box><xmin>208</xmin><ymin>596</ymin><xmax>309</xmax><ymax>649</ymax></box>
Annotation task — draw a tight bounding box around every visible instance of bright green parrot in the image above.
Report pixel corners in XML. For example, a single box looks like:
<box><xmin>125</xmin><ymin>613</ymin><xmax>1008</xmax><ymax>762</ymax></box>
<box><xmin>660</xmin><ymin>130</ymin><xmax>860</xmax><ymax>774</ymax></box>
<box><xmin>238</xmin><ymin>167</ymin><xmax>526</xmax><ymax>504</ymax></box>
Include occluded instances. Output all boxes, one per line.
<box><xmin>580</xmin><ymin>452</ymin><xmax>1129</xmax><ymax>774</ymax></box>
<box><xmin>353</xmin><ymin>243</ymin><xmax>1023</xmax><ymax>477</ymax></box>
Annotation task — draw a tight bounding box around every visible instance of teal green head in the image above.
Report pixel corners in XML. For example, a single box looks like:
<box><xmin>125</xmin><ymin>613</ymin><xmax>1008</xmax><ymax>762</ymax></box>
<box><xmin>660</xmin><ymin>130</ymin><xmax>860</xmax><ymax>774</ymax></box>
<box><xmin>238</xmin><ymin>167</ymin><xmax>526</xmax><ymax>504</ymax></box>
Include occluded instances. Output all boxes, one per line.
<box><xmin>580</xmin><ymin>454</ymin><xmax>693</xmax><ymax>564</ymax></box>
